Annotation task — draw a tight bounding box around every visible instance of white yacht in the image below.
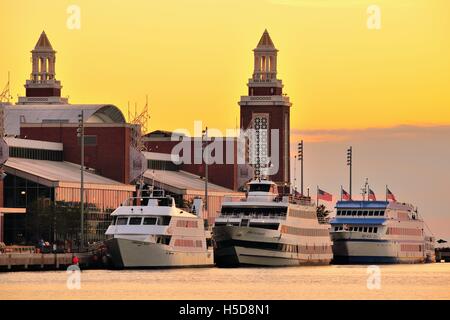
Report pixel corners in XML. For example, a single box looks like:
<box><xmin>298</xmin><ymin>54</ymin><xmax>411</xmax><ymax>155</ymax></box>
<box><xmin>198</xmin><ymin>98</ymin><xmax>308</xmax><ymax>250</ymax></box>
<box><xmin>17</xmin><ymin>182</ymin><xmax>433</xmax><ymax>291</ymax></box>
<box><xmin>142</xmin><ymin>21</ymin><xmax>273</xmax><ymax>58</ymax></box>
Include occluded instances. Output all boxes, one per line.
<box><xmin>104</xmin><ymin>194</ymin><xmax>213</xmax><ymax>268</ymax></box>
<box><xmin>330</xmin><ymin>200</ymin><xmax>435</xmax><ymax>264</ymax></box>
<box><xmin>212</xmin><ymin>179</ymin><xmax>333</xmax><ymax>267</ymax></box>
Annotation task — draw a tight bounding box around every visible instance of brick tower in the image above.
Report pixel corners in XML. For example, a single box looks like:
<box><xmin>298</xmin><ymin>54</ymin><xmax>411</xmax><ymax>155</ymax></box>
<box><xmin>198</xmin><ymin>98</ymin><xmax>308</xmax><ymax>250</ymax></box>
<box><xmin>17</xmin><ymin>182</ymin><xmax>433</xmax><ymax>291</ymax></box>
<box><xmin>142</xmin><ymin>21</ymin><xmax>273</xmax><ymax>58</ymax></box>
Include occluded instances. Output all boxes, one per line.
<box><xmin>239</xmin><ymin>30</ymin><xmax>291</xmax><ymax>190</ymax></box>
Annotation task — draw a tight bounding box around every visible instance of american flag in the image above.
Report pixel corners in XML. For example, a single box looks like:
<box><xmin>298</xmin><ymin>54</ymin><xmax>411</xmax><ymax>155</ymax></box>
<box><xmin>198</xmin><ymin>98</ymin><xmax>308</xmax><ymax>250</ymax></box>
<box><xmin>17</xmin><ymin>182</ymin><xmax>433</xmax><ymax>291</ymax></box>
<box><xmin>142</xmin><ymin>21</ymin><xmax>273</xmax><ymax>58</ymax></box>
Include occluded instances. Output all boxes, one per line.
<box><xmin>386</xmin><ymin>188</ymin><xmax>396</xmax><ymax>201</ymax></box>
<box><xmin>342</xmin><ymin>188</ymin><xmax>350</xmax><ymax>201</ymax></box>
<box><xmin>368</xmin><ymin>188</ymin><xmax>376</xmax><ymax>201</ymax></box>
<box><xmin>318</xmin><ymin>188</ymin><xmax>332</xmax><ymax>201</ymax></box>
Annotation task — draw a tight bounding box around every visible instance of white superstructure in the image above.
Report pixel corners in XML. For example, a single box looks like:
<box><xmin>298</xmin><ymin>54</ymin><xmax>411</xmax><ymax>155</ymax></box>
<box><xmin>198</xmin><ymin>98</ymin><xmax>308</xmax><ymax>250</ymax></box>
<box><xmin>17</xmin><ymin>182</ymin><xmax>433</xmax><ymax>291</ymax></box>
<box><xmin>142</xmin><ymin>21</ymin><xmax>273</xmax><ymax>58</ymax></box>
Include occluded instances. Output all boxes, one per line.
<box><xmin>212</xmin><ymin>179</ymin><xmax>333</xmax><ymax>267</ymax></box>
<box><xmin>105</xmin><ymin>194</ymin><xmax>213</xmax><ymax>268</ymax></box>
<box><xmin>330</xmin><ymin>200</ymin><xmax>435</xmax><ymax>264</ymax></box>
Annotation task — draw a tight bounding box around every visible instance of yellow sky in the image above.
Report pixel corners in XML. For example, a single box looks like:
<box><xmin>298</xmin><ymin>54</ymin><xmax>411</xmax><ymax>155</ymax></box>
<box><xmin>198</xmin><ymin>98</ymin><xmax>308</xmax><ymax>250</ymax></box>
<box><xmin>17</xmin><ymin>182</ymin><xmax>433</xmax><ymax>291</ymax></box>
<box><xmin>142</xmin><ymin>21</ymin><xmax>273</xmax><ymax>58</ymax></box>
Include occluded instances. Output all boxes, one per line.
<box><xmin>1</xmin><ymin>0</ymin><xmax>449</xmax><ymax>133</ymax></box>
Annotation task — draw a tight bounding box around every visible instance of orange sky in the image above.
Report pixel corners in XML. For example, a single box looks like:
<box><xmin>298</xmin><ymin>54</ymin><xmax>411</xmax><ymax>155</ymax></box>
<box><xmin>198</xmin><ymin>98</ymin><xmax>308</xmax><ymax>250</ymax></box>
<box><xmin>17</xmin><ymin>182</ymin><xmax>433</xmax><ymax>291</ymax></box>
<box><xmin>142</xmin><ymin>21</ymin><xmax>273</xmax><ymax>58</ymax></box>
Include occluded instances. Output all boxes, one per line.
<box><xmin>1</xmin><ymin>0</ymin><xmax>450</xmax><ymax>135</ymax></box>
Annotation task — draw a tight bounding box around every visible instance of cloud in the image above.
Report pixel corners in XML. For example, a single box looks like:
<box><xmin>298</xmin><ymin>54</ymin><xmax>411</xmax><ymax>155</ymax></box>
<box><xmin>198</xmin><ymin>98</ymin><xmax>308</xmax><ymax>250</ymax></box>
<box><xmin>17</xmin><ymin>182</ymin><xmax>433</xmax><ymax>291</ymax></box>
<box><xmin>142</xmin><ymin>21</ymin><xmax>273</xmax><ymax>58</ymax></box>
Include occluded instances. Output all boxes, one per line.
<box><xmin>291</xmin><ymin>124</ymin><xmax>450</xmax><ymax>143</ymax></box>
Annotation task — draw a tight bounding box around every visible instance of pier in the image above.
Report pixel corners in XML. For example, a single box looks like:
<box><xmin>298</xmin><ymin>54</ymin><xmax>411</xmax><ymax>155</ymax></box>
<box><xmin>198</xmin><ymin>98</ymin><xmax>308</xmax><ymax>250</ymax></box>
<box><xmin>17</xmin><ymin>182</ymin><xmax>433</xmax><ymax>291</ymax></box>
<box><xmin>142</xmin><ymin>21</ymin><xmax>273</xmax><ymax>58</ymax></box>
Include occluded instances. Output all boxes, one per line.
<box><xmin>0</xmin><ymin>252</ymin><xmax>99</xmax><ymax>271</ymax></box>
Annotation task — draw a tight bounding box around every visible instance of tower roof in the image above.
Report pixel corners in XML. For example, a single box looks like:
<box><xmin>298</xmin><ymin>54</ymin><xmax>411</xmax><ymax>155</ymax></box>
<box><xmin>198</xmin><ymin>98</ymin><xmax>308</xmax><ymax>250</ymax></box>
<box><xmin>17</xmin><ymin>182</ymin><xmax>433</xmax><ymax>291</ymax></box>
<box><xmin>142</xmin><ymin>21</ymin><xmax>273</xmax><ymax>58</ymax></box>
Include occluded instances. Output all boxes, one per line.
<box><xmin>33</xmin><ymin>31</ymin><xmax>54</xmax><ymax>51</ymax></box>
<box><xmin>256</xmin><ymin>29</ymin><xmax>276</xmax><ymax>49</ymax></box>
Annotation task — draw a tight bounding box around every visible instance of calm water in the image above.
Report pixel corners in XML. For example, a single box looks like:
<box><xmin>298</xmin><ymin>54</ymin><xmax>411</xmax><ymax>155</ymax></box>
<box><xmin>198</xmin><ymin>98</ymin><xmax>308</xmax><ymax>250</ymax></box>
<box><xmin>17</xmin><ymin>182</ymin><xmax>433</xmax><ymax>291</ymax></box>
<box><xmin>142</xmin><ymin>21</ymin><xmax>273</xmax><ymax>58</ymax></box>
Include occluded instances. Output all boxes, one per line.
<box><xmin>1</xmin><ymin>264</ymin><xmax>449</xmax><ymax>300</ymax></box>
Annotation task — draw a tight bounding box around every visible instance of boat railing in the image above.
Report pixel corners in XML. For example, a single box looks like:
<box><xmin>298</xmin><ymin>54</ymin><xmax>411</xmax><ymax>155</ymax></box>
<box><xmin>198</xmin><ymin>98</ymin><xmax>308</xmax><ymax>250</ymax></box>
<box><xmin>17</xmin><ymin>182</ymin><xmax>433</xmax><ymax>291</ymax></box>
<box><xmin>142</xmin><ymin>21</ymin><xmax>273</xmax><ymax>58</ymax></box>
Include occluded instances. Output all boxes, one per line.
<box><xmin>120</xmin><ymin>196</ymin><xmax>174</xmax><ymax>207</ymax></box>
<box><xmin>217</xmin><ymin>212</ymin><xmax>286</xmax><ymax>220</ymax></box>
<box><xmin>317</xmin><ymin>216</ymin><xmax>330</xmax><ymax>225</ymax></box>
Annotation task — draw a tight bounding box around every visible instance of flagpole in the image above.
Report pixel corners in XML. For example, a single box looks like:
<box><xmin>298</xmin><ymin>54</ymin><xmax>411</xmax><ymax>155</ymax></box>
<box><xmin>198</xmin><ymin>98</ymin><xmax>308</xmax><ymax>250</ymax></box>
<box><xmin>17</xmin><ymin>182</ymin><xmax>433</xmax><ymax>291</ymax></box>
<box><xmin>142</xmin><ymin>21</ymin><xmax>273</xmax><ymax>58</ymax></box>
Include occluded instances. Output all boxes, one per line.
<box><xmin>340</xmin><ymin>185</ymin><xmax>343</xmax><ymax>201</ymax></box>
<box><xmin>385</xmin><ymin>185</ymin><xmax>388</xmax><ymax>202</ymax></box>
<box><xmin>367</xmin><ymin>181</ymin><xmax>369</xmax><ymax>201</ymax></box>
<box><xmin>316</xmin><ymin>185</ymin><xmax>319</xmax><ymax>207</ymax></box>
<box><xmin>367</xmin><ymin>180</ymin><xmax>370</xmax><ymax>201</ymax></box>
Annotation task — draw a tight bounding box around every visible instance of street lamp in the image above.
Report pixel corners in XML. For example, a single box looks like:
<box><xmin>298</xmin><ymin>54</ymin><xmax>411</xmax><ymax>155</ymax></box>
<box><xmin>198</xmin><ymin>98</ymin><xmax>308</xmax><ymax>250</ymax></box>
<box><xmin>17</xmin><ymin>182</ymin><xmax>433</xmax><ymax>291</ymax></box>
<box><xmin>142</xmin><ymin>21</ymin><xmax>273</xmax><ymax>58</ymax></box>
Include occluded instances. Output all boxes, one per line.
<box><xmin>297</xmin><ymin>140</ymin><xmax>304</xmax><ymax>195</ymax></box>
<box><xmin>347</xmin><ymin>146</ymin><xmax>352</xmax><ymax>200</ymax></box>
<box><xmin>202</xmin><ymin>127</ymin><xmax>208</xmax><ymax>214</ymax></box>
<box><xmin>77</xmin><ymin>111</ymin><xmax>85</xmax><ymax>250</ymax></box>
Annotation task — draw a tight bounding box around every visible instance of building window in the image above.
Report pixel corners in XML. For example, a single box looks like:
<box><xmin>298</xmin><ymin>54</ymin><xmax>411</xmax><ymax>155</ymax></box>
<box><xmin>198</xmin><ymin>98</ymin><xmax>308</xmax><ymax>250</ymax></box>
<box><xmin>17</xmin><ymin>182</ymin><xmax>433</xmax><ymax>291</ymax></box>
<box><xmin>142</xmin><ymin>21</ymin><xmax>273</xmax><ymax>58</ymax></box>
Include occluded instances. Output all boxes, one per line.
<box><xmin>78</xmin><ymin>135</ymin><xmax>97</xmax><ymax>146</ymax></box>
<box><xmin>147</xmin><ymin>160</ymin><xmax>179</xmax><ymax>171</ymax></box>
<box><xmin>9</xmin><ymin>147</ymin><xmax>63</xmax><ymax>161</ymax></box>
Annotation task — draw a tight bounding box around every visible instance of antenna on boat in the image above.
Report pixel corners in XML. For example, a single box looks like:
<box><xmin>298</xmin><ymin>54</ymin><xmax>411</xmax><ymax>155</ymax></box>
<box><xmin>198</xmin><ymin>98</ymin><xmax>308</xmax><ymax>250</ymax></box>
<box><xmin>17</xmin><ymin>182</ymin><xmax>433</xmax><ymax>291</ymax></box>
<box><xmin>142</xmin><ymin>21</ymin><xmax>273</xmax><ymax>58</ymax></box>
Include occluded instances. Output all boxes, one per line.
<box><xmin>361</xmin><ymin>178</ymin><xmax>368</xmax><ymax>201</ymax></box>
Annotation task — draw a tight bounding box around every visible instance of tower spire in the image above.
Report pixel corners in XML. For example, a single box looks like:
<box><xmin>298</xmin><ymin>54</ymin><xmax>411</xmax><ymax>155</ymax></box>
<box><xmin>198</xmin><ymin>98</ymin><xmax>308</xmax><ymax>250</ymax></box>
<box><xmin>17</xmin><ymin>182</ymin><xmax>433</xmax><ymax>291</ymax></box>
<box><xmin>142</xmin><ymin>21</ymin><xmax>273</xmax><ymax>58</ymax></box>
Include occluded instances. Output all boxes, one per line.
<box><xmin>256</xmin><ymin>29</ymin><xmax>275</xmax><ymax>48</ymax></box>
<box><xmin>34</xmin><ymin>31</ymin><xmax>54</xmax><ymax>51</ymax></box>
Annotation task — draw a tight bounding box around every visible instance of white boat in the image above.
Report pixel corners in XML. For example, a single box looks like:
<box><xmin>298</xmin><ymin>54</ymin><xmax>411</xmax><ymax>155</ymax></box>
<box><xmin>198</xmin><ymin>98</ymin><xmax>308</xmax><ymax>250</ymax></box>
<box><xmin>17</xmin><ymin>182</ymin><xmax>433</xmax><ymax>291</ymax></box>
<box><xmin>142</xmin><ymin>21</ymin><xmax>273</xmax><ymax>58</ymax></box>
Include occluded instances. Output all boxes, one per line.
<box><xmin>330</xmin><ymin>200</ymin><xmax>436</xmax><ymax>264</ymax></box>
<box><xmin>104</xmin><ymin>194</ymin><xmax>213</xmax><ymax>268</ymax></box>
<box><xmin>212</xmin><ymin>179</ymin><xmax>333</xmax><ymax>267</ymax></box>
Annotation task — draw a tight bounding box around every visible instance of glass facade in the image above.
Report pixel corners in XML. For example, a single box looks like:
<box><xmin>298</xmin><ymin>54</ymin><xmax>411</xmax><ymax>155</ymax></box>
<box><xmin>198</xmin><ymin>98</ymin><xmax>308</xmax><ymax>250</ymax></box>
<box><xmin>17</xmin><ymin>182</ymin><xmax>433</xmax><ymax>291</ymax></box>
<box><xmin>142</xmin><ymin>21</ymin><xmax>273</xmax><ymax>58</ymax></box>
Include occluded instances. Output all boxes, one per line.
<box><xmin>3</xmin><ymin>173</ymin><xmax>133</xmax><ymax>246</ymax></box>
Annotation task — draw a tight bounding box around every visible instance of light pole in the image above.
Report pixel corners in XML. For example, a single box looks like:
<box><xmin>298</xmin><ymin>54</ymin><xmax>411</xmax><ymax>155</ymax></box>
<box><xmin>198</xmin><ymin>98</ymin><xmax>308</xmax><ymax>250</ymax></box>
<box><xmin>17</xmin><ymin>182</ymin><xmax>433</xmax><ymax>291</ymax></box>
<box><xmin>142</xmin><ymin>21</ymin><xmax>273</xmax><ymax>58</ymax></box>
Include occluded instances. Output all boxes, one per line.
<box><xmin>347</xmin><ymin>146</ymin><xmax>352</xmax><ymax>200</ymax></box>
<box><xmin>298</xmin><ymin>140</ymin><xmax>304</xmax><ymax>195</ymax></box>
<box><xmin>202</xmin><ymin>127</ymin><xmax>208</xmax><ymax>214</ymax></box>
<box><xmin>77</xmin><ymin>111</ymin><xmax>85</xmax><ymax>251</ymax></box>
<box><xmin>293</xmin><ymin>155</ymin><xmax>297</xmax><ymax>193</ymax></box>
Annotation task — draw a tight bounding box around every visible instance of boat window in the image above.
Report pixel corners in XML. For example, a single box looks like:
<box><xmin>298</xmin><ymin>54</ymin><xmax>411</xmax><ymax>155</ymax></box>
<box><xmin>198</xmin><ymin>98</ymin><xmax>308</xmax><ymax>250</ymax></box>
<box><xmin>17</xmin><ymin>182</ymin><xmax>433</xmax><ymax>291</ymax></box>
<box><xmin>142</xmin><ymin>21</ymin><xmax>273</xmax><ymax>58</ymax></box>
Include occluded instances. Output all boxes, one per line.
<box><xmin>156</xmin><ymin>236</ymin><xmax>171</xmax><ymax>245</ymax></box>
<box><xmin>129</xmin><ymin>217</ymin><xmax>142</xmax><ymax>225</ymax></box>
<box><xmin>363</xmin><ymin>227</ymin><xmax>368</xmax><ymax>232</ymax></box>
<box><xmin>116</xmin><ymin>217</ymin><xmax>128</xmax><ymax>225</ymax></box>
<box><xmin>351</xmin><ymin>210</ymin><xmax>357</xmax><ymax>216</ymax></box>
<box><xmin>379</xmin><ymin>211</ymin><xmax>385</xmax><ymax>216</ymax></box>
<box><xmin>358</xmin><ymin>227</ymin><xmax>363</xmax><ymax>232</ymax></box>
<box><xmin>249</xmin><ymin>184</ymin><xmax>271</xmax><ymax>192</ymax></box>
<box><xmin>111</xmin><ymin>216</ymin><xmax>117</xmax><ymax>225</ymax></box>
<box><xmin>374</xmin><ymin>211</ymin><xmax>379</xmax><ymax>216</ymax></box>
<box><xmin>336</xmin><ymin>210</ymin><xmax>341</xmax><ymax>216</ymax></box>
<box><xmin>249</xmin><ymin>222</ymin><xmax>279</xmax><ymax>230</ymax></box>
<box><xmin>143</xmin><ymin>217</ymin><xmax>157</xmax><ymax>225</ymax></box>
<box><xmin>158</xmin><ymin>216</ymin><xmax>171</xmax><ymax>226</ymax></box>
<box><xmin>357</xmin><ymin>210</ymin><xmax>362</xmax><ymax>216</ymax></box>
<box><xmin>374</xmin><ymin>227</ymin><xmax>378</xmax><ymax>233</ymax></box>
<box><xmin>334</xmin><ymin>226</ymin><xmax>339</xmax><ymax>231</ymax></box>
<box><xmin>368</xmin><ymin>227</ymin><xmax>373</xmax><ymax>233</ymax></box>
<box><xmin>368</xmin><ymin>211</ymin><xmax>374</xmax><ymax>216</ymax></box>
<box><xmin>221</xmin><ymin>206</ymin><xmax>287</xmax><ymax>216</ymax></box>
<box><xmin>158</xmin><ymin>197</ymin><xmax>173</xmax><ymax>207</ymax></box>
<box><xmin>215</xmin><ymin>222</ymin><xmax>227</xmax><ymax>227</ymax></box>
<box><xmin>363</xmin><ymin>211</ymin><xmax>368</xmax><ymax>216</ymax></box>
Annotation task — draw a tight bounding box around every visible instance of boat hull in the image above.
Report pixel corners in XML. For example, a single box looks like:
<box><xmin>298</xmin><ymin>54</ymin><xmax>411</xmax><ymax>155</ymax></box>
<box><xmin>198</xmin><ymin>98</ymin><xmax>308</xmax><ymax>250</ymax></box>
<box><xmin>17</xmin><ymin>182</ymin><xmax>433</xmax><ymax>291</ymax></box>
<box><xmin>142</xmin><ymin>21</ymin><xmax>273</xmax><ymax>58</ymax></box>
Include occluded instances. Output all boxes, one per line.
<box><xmin>105</xmin><ymin>238</ymin><xmax>214</xmax><ymax>269</ymax></box>
<box><xmin>332</xmin><ymin>239</ymin><xmax>426</xmax><ymax>264</ymax></box>
<box><xmin>213</xmin><ymin>226</ymin><xmax>332</xmax><ymax>267</ymax></box>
